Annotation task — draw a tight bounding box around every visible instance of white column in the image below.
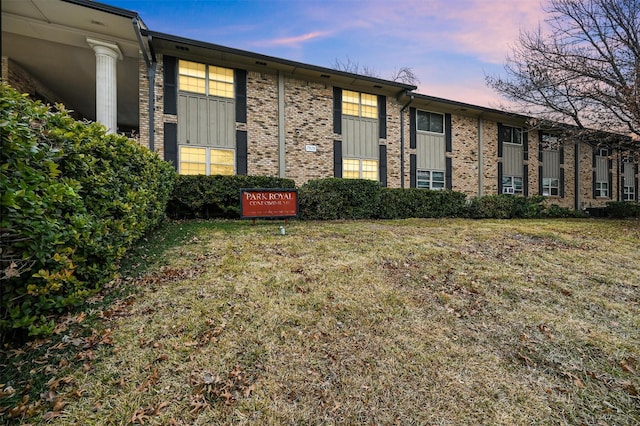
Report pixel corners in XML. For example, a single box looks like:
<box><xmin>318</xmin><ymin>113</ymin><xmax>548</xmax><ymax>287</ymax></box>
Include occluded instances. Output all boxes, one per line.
<box><xmin>87</xmin><ymin>38</ymin><xmax>122</xmax><ymax>134</ymax></box>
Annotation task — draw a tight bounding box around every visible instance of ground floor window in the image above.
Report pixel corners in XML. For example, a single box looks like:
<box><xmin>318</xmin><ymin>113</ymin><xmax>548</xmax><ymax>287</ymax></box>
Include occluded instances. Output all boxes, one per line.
<box><xmin>542</xmin><ymin>178</ymin><xmax>559</xmax><ymax>196</ymax></box>
<box><xmin>179</xmin><ymin>146</ymin><xmax>235</xmax><ymax>175</ymax></box>
<box><xmin>595</xmin><ymin>181</ymin><xmax>609</xmax><ymax>198</ymax></box>
<box><xmin>343</xmin><ymin>158</ymin><xmax>378</xmax><ymax>181</ymax></box>
<box><xmin>623</xmin><ymin>185</ymin><xmax>635</xmax><ymax>201</ymax></box>
<box><xmin>417</xmin><ymin>170</ymin><xmax>445</xmax><ymax>190</ymax></box>
<box><xmin>502</xmin><ymin>176</ymin><xmax>523</xmax><ymax>194</ymax></box>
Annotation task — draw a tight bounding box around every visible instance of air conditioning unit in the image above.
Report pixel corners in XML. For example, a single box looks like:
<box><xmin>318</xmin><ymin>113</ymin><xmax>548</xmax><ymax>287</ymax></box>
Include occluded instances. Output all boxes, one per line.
<box><xmin>502</xmin><ymin>187</ymin><xmax>515</xmax><ymax>194</ymax></box>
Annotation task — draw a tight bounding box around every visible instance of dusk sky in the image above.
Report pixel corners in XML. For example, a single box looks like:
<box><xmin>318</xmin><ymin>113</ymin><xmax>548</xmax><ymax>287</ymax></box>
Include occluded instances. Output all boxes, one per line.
<box><xmin>106</xmin><ymin>0</ymin><xmax>550</xmax><ymax>109</ymax></box>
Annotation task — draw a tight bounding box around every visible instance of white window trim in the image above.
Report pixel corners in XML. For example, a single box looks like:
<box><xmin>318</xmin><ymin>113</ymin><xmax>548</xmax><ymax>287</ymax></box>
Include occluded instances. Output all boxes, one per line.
<box><xmin>542</xmin><ymin>178</ymin><xmax>560</xmax><ymax>197</ymax></box>
<box><xmin>502</xmin><ymin>126</ymin><xmax>523</xmax><ymax>145</ymax></box>
<box><xmin>343</xmin><ymin>158</ymin><xmax>378</xmax><ymax>181</ymax></box>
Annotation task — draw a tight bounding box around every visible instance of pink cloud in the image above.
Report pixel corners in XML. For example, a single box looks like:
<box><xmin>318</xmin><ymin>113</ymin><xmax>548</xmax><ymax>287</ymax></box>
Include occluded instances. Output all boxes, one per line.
<box><xmin>255</xmin><ymin>31</ymin><xmax>333</xmax><ymax>47</ymax></box>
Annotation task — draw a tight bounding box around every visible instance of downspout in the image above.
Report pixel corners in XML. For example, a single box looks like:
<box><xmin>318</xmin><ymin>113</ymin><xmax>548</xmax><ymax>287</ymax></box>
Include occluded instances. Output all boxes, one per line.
<box><xmin>133</xmin><ymin>18</ymin><xmax>156</xmax><ymax>152</ymax></box>
<box><xmin>278</xmin><ymin>72</ymin><xmax>286</xmax><ymax>178</ymax></box>
<box><xmin>399</xmin><ymin>93</ymin><xmax>414</xmax><ymax>189</ymax></box>
<box><xmin>477</xmin><ymin>115</ymin><xmax>484</xmax><ymax>197</ymax></box>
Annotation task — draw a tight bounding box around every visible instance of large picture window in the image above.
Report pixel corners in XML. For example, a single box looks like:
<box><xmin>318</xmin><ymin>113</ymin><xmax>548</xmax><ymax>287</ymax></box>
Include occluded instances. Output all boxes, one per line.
<box><xmin>178</xmin><ymin>60</ymin><xmax>234</xmax><ymax>98</ymax></box>
<box><xmin>179</xmin><ymin>146</ymin><xmax>235</xmax><ymax>175</ymax></box>
<box><xmin>343</xmin><ymin>158</ymin><xmax>378</xmax><ymax>180</ymax></box>
<box><xmin>342</xmin><ymin>90</ymin><xmax>377</xmax><ymax>119</ymax></box>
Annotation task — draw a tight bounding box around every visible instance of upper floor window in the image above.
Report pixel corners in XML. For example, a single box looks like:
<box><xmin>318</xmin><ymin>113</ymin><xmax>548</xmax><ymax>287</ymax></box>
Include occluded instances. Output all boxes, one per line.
<box><xmin>501</xmin><ymin>126</ymin><xmax>522</xmax><ymax>144</ymax></box>
<box><xmin>342</xmin><ymin>90</ymin><xmax>377</xmax><ymax>119</ymax></box>
<box><xmin>417</xmin><ymin>111</ymin><xmax>444</xmax><ymax>134</ymax></box>
<box><xmin>178</xmin><ymin>60</ymin><xmax>234</xmax><ymax>98</ymax></box>
<box><xmin>541</xmin><ymin>133</ymin><xmax>559</xmax><ymax>151</ymax></box>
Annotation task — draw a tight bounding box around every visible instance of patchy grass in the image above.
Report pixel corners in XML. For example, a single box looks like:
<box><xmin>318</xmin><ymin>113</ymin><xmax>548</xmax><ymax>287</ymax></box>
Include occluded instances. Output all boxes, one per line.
<box><xmin>1</xmin><ymin>218</ymin><xmax>639</xmax><ymax>425</ymax></box>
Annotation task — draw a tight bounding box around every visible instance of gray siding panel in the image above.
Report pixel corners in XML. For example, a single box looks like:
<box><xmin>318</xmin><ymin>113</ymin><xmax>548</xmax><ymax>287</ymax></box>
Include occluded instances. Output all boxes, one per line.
<box><xmin>543</xmin><ymin>151</ymin><xmax>560</xmax><ymax>179</ymax></box>
<box><xmin>624</xmin><ymin>163</ymin><xmax>635</xmax><ymax>182</ymax></box>
<box><xmin>342</xmin><ymin>116</ymin><xmax>378</xmax><ymax>159</ymax></box>
<box><xmin>178</xmin><ymin>93</ymin><xmax>235</xmax><ymax>148</ymax></box>
<box><xmin>416</xmin><ymin>132</ymin><xmax>445</xmax><ymax>170</ymax></box>
<box><xmin>596</xmin><ymin>156</ymin><xmax>608</xmax><ymax>180</ymax></box>
<box><xmin>503</xmin><ymin>143</ymin><xmax>523</xmax><ymax>176</ymax></box>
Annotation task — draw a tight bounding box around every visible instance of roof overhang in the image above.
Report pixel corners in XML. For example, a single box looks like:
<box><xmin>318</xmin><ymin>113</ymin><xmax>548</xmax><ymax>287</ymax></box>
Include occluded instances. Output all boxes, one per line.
<box><xmin>403</xmin><ymin>92</ymin><xmax>530</xmax><ymax>126</ymax></box>
<box><xmin>1</xmin><ymin>0</ymin><xmax>143</xmax><ymax>129</ymax></box>
<box><xmin>144</xmin><ymin>30</ymin><xmax>417</xmax><ymax>97</ymax></box>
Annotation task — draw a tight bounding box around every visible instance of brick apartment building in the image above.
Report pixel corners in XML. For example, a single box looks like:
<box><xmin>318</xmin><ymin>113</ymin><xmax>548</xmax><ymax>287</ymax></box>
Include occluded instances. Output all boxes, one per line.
<box><xmin>2</xmin><ymin>0</ymin><xmax>638</xmax><ymax>209</ymax></box>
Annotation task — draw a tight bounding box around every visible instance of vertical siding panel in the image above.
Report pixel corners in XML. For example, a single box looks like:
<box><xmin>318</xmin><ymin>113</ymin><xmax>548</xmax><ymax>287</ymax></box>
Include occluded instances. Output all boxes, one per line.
<box><xmin>178</xmin><ymin>94</ymin><xmax>187</xmax><ymax>144</ymax></box>
<box><xmin>187</xmin><ymin>96</ymin><xmax>198</xmax><ymax>144</ymax></box>
<box><xmin>198</xmin><ymin>97</ymin><xmax>208</xmax><ymax>146</ymax></box>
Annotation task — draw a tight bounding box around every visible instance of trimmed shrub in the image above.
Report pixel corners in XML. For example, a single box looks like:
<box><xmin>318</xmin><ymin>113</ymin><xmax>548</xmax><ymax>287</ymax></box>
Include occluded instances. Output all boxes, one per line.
<box><xmin>605</xmin><ymin>201</ymin><xmax>640</xmax><ymax>218</ymax></box>
<box><xmin>1</xmin><ymin>84</ymin><xmax>175</xmax><ymax>336</ymax></box>
<box><xmin>167</xmin><ymin>174</ymin><xmax>296</xmax><ymax>219</ymax></box>
<box><xmin>298</xmin><ymin>178</ymin><xmax>381</xmax><ymax>220</ymax></box>
<box><xmin>378</xmin><ymin>188</ymin><xmax>467</xmax><ymax>219</ymax></box>
<box><xmin>540</xmin><ymin>204</ymin><xmax>587</xmax><ymax>218</ymax></box>
<box><xmin>467</xmin><ymin>195</ymin><xmax>546</xmax><ymax>219</ymax></box>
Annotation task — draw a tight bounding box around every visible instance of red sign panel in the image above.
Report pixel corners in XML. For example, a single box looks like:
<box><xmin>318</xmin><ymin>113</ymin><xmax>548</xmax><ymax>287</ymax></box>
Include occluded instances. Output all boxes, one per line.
<box><xmin>240</xmin><ymin>189</ymin><xmax>298</xmax><ymax>219</ymax></box>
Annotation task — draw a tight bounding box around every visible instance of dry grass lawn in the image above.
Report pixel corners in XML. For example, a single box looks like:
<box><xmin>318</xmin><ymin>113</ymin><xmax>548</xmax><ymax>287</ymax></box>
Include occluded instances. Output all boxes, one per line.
<box><xmin>1</xmin><ymin>218</ymin><xmax>639</xmax><ymax>425</ymax></box>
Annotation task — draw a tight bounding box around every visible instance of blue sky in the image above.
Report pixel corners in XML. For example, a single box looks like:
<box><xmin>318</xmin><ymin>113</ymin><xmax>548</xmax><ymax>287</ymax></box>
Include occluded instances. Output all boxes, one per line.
<box><xmin>106</xmin><ymin>0</ymin><xmax>548</xmax><ymax>108</ymax></box>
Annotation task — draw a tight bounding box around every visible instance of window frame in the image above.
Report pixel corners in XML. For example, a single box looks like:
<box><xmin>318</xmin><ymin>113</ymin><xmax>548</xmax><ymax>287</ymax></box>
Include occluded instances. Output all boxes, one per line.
<box><xmin>178</xmin><ymin>146</ymin><xmax>235</xmax><ymax>176</ymax></box>
<box><xmin>416</xmin><ymin>110</ymin><xmax>444</xmax><ymax>134</ymax></box>
<box><xmin>342</xmin><ymin>90</ymin><xmax>378</xmax><ymax>119</ymax></box>
<box><xmin>501</xmin><ymin>125</ymin><xmax>523</xmax><ymax>145</ymax></box>
<box><xmin>595</xmin><ymin>181</ymin><xmax>609</xmax><ymax>198</ymax></box>
<box><xmin>178</xmin><ymin>60</ymin><xmax>234</xmax><ymax>98</ymax></box>
<box><xmin>343</xmin><ymin>158</ymin><xmax>378</xmax><ymax>181</ymax></box>
<box><xmin>542</xmin><ymin>178</ymin><xmax>559</xmax><ymax>196</ymax></box>
<box><xmin>416</xmin><ymin>169</ymin><xmax>445</xmax><ymax>190</ymax></box>
<box><xmin>502</xmin><ymin>176</ymin><xmax>523</xmax><ymax>194</ymax></box>
<box><xmin>623</xmin><ymin>185</ymin><xmax>635</xmax><ymax>201</ymax></box>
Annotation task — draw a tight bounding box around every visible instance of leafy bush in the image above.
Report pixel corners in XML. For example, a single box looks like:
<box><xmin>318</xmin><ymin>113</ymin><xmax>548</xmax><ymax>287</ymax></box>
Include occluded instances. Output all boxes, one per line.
<box><xmin>298</xmin><ymin>178</ymin><xmax>381</xmax><ymax>220</ymax></box>
<box><xmin>1</xmin><ymin>84</ymin><xmax>175</xmax><ymax>336</ymax></box>
<box><xmin>605</xmin><ymin>201</ymin><xmax>640</xmax><ymax>218</ymax></box>
<box><xmin>540</xmin><ymin>204</ymin><xmax>587</xmax><ymax>218</ymax></box>
<box><xmin>167</xmin><ymin>175</ymin><xmax>296</xmax><ymax>219</ymax></box>
<box><xmin>378</xmin><ymin>188</ymin><xmax>467</xmax><ymax>219</ymax></box>
<box><xmin>467</xmin><ymin>195</ymin><xmax>546</xmax><ymax>219</ymax></box>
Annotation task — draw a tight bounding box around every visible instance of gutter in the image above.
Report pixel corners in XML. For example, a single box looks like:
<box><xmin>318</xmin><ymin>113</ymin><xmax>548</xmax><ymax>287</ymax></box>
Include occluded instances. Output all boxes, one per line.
<box><xmin>399</xmin><ymin>93</ymin><xmax>414</xmax><ymax>189</ymax></box>
<box><xmin>477</xmin><ymin>115</ymin><xmax>484</xmax><ymax>197</ymax></box>
<box><xmin>133</xmin><ymin>18</ymin><xmax>156</xmax><ymax>152</ymax></box>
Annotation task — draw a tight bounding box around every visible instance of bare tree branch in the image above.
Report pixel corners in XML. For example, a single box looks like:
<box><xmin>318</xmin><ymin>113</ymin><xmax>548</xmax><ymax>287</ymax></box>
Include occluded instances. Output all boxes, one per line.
<box><xmin>487</xmin><ymin>0</ymin><xmax>640</xmax><ymax>152</ymax></box>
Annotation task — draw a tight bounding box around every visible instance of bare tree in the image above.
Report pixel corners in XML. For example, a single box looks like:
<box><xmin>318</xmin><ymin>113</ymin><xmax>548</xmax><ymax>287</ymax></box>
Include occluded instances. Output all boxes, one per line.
<box><xmin>487</xmin><ymin>0</ymin><xmax>640</xmax><ymax>152</ymax></box>
<box><xmin>332</xmin><ymin>56</ymin><xmax>420</xmax><ymax>86</ymax></box>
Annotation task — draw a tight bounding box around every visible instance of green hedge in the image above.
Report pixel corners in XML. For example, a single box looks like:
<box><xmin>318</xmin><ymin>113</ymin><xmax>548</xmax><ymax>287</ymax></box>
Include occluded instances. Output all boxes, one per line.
<box><xmin>0</xmin><ymin>84</ymin><xmax>175</xmax><ymax>336</ymax></box>
<box><xmin>606</xmin><ymin>201</ymin><xmax>640</xmax><ymax>218</ymax></box>
<box><xmin>467</xmin><ymin>194</ymin><xmax>547</xmax><ymax>219</ymax></box>
<box><xmin>298</xmin><ymin>178</ymin><xmax>382</xmax><ymax>220</ymax></box>
<box><xmin>167</xmin><ymin>174</ymin><xmax>296</xmax><ymax>219</ymax></box>
<box><xmin>378</xmin><ymin>188</ymin><xmax>467</xmax><ymax>219</ymax></box>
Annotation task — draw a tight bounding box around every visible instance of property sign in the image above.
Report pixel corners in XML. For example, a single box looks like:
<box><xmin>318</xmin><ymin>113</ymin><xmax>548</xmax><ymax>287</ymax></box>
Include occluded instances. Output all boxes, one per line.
<box><xmin>240</xmin><ymin>188</ymin><xmax>298</xmax><ymax>219</ymax></box>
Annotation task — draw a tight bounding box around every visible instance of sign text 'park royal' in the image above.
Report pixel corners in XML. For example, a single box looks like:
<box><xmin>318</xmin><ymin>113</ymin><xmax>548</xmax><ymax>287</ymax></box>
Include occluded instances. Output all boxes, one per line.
<box><xmin>240</xmin><ymin>189</ymin><xmax>298</xmax><ymax>219</ymax></box>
